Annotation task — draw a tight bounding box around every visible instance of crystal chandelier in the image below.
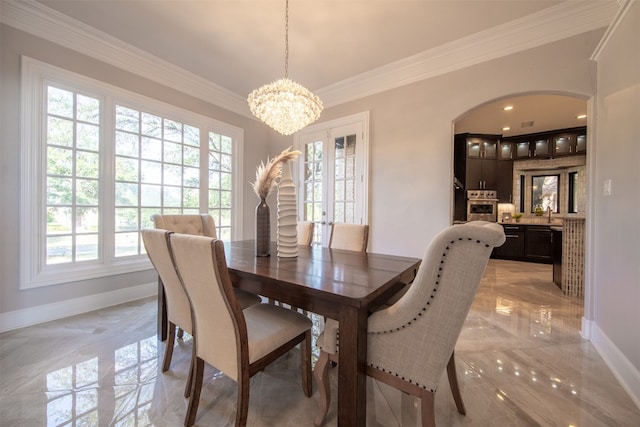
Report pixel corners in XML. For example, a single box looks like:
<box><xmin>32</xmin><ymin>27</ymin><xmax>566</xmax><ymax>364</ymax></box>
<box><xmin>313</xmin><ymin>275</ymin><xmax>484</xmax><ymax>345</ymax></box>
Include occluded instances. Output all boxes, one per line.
<box><xmin>247</xmin><ymin>0</ymin><xmax>323</xmax><ymax>136</ymax></box>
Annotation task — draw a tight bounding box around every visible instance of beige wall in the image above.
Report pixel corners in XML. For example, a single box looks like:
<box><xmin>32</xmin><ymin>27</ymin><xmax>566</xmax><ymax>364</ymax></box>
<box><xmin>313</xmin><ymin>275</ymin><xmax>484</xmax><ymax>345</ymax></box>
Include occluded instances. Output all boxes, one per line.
<box><xmin>273</xmin><ymin>30</ymin><xmax>603</xmax><ymax>258</ymax></box>
<box><xmin>0</xmin><ymin>25</ymin><xmax>272</xmax><ymax>313</ymax></box>
<box><xmin>593</xmin><ymin>1</ymin><xmax>640</xmax><ymax>374</ymax></box>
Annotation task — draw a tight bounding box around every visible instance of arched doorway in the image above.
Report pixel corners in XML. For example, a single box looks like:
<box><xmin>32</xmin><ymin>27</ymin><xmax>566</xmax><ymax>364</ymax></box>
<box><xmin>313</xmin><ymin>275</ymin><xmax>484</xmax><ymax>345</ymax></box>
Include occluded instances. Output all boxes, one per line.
<box><xmin>452</xmin><ymin>92</ymin><xmax>590</xmax><ymax>326</ymax></box>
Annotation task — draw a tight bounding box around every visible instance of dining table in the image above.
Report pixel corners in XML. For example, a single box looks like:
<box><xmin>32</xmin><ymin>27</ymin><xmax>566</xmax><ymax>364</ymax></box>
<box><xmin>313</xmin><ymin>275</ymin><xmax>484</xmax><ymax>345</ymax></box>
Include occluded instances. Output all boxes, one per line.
<box><xmin>157</xmin><ymin>239</ymin><xmax>421</xmax><ymax>427</ymax></box>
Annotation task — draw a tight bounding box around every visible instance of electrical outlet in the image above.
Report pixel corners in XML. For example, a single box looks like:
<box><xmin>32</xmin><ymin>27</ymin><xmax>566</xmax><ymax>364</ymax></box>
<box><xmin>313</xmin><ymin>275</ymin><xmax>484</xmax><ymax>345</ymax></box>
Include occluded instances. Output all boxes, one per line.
<box><xmin>603</xmin><ymin>179</ymin><xmax>612</xmax><ymax>196</ymax></box>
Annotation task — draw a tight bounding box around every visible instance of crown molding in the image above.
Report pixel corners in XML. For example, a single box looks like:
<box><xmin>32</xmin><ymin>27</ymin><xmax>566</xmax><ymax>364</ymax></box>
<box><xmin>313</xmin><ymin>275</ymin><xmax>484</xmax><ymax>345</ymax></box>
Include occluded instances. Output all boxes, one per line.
<box><xmin>1</xmin><ymin>0</ymin><xmax>619</xmax><ymax>114</ymax></box>
<box><xmin>1</xmin><ymin>0</ymin><xmax>253</xmax><ymax>118</ymax></box>
<box><xmin>590</xmin><ymin>0</ymin><xmax>635</xmax><ymax>60</ymax></box>
<box><xmin>317</xmin><ymin>1</ymin><xmax>619</xmax><ymax>107</ymax></box>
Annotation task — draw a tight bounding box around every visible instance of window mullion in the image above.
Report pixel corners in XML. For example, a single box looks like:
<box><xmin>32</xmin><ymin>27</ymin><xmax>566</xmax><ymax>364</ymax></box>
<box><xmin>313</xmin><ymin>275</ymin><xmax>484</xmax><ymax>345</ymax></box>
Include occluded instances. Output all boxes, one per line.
<box><xmin>102</xmin><ymin>96</ymin><xmax>116</xmax><ymax>264</ymax></box>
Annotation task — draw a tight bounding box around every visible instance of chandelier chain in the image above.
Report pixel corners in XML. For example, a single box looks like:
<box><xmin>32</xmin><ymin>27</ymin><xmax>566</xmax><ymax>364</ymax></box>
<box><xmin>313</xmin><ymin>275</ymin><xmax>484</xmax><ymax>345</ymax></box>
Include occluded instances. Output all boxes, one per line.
<box><xmin>247</xmin><ymin>0</ymin><xmax>322</xmax><ymax>135</ymax></box>
<box><xmin>284</xmin><ymin>0</ymin><xmax>289</xmax><ymax>78</ymax></box>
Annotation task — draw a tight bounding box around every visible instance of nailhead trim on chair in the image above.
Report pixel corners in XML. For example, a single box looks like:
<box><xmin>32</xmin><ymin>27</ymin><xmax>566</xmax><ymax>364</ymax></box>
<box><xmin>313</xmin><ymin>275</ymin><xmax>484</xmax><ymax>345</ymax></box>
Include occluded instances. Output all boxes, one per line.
<box><xmin>366</xmin><ymin>237</ymin><xmax>490</xmax><ymax>390</ymax></box>
<box><xmin>369</xmin><ymin>237</ymin><xmax>490</xmax><ymax>335</ymax></box>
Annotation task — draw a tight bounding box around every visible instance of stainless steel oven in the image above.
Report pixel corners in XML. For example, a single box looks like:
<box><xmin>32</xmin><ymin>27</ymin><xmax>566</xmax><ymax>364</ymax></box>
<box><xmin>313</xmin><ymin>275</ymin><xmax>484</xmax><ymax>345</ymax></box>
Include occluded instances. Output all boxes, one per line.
<box><xmin>467</xmin><ymin>190</ymin><xmax>498</xmax><ymax>222</ymax></box>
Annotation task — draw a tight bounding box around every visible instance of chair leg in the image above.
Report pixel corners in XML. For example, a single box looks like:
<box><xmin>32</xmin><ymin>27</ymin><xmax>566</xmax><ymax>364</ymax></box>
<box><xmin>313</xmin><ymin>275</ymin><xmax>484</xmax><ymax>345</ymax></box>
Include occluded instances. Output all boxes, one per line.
<box><xmin>446</xmin><ymin>352</ymin><xmax>466</xmax><ymax>415</ymax></box>
<box><xmin>420</xmin><ymin>388</ymin><xmax>436</xmax><ymax>427</ymax></box>
<box><xmin>313</xmin><ymin>350</ymin><xmax>331</xmax><ymax>427</ymax></box>
<box><xmin>184</xmin><ymin>357</ymin><xmax>204</xmax><ymax>427</ymax></box>
<box><xmin>236</xmin><ymin>370</ymin><xmax>251</xmax><ymax>427</ymax></box>
<box><xmin>162</xmin><ymin>322</ymin><xmax>176</xmax><ymax>372</ymax></box>
<box><xmin>184</xmin><ymin>346</ymin><xmax>195</xmax><ymax>398</ymax></box>
<box><xmin>301</xmin><ymin>330</ymin><xmax>312</xmax><ymax>397</ymax></box>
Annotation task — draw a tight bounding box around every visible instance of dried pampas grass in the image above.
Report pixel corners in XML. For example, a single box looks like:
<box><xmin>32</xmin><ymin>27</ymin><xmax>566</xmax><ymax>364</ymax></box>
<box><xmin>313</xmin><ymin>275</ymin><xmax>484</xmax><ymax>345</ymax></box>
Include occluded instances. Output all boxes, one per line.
<box><xmin>252</xmin><ymin>147</ymin><xmax>301</xmax><ymax>199</ymax></box>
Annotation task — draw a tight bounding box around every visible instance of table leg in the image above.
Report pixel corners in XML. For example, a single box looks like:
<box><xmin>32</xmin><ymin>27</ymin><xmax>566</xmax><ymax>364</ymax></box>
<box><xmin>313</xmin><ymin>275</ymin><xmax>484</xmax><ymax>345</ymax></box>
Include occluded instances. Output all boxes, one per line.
<box><xmin>337</xmin><ymin>306</ymin><xmax>368</xmax><ymax>427</ymax></box>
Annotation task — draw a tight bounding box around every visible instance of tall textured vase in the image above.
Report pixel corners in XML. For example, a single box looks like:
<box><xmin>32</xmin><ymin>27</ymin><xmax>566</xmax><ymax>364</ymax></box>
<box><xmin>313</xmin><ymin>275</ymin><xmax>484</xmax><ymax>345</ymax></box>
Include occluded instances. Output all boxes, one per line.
<box><xmin>255</xmin><ymin>197</ymin><xmax>270</xmax><ymax>257</ymax></box>
<box><xmin>277</xmin><ymin>161</ymin><xmax>298</xmax><ymax>257</ymax></box>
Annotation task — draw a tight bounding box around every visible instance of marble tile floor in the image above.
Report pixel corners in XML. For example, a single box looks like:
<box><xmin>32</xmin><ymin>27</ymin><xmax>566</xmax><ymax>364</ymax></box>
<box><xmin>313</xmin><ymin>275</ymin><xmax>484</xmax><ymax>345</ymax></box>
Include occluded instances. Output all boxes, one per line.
<box><xmin>1</xmin><ymin>259</ymin><xmax>638</xmax><ymax>426</ymax></box>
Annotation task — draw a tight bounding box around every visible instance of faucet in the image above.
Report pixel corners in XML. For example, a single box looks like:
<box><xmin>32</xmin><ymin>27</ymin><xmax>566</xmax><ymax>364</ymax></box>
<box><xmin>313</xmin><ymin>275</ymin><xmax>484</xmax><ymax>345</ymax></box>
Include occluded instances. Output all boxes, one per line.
<box><xmin>547</xmin><ymin>206</ymin><xmax>552</xmax><ymax>223</ymax></box>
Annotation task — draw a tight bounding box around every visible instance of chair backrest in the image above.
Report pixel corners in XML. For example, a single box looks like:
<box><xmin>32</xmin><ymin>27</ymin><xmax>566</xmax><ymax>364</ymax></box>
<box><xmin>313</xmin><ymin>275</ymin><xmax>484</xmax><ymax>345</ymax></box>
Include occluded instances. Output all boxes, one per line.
<box><xmin>367</xmin><ymin>221</ymin><xmax>505</xmax><ymax>390</ymax></box>
<box><xmin>328</xmin><ymin>223</ymin><xmax>369</xmax><ymax>252</ymax></box>
<box><xmin>141</xmin><ymin>229</ymin><xmax>192</xmax><ymax>335</ymax></box>
<box><xmin>297</xmin><ymin>221</ymin><xmax>314</xmax><ymax>246</ymax></box>
<box><xmin>151</xmin><ymin>214</ymin><xmax>217</xmax><ymax>238</ymax></box>
<box><xmin>169</xmin><ymin>234</ymin><xmax>245</xmax><ymax>382</ymax></box>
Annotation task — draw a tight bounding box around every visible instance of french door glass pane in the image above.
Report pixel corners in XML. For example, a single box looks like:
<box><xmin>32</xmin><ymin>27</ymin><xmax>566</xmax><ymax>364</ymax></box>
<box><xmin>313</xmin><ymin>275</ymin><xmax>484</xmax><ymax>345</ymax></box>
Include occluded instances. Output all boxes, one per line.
<box><xmin>333</xmin><ymin>134</ymin><xmax>357</xmax><ymax>224</ymax></box>
<box><xmin>303</xmin><ymin>140</ymin><xmax>324</xmax><ymax>243</ymax></box>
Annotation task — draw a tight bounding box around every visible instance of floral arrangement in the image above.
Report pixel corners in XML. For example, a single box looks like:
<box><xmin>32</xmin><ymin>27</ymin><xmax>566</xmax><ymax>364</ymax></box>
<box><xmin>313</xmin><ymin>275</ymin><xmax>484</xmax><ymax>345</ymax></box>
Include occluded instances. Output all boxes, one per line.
<box><xmin>252</xmin><ymin>147</ymin><xmax>301</xmax><ymax>199</ymax></box>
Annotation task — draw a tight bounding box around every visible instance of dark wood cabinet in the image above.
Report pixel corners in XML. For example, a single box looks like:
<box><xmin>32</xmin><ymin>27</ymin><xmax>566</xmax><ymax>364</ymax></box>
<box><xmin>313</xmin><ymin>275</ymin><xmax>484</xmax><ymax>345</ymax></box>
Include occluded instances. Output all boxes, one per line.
<box><xmin>493</xmin><ymin>224</ymin><xmax>553</xmax><ymax>264</ymax></box>
<box><xmin>456</xmin><ymin>134</ymin><xmax>500</xmax><ymax>190</ymax></box>
<box><xmin>503</xmin><ymin>127</ymin><xmax>586</xmax><ymax>160</ymax></box>
<box><xmin>525</xmin><ymin>226</ymin><xmax>553</xmax><ymax>262</ymax></box>
<box><xmin>494</xmin><ymin>224</ymin><xmax>525</xmax><ymax>259</ymax></box>
<box><xmin>497</xmin><ymin>159</ymin><xmax>513</xmax><ymax>203</ymax></box>
<box><xmin>553</xmin><ymin>131</ymin><xmax>587</xmax><ymax>156</ymax></box>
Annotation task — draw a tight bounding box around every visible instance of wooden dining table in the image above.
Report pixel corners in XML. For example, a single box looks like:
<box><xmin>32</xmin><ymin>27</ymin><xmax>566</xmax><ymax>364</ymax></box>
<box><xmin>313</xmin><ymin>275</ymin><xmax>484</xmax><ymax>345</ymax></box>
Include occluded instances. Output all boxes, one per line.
<box><xmin>157</xmin><ymin>239</ymin><xmax>421</xmax><ymax>427</ymax></box>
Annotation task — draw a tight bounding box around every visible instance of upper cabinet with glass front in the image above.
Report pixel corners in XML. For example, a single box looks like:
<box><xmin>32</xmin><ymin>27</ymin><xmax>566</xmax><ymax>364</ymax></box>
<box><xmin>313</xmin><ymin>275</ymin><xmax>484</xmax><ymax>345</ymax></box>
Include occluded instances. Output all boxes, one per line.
<box><xmin>553</xmin><ymin>130</ymin><xmax>587</xmax><ymax>156</ymax></box>
<box><xmin>504</xmin><ymin>127</ymin><xmax>586</xmax><ymax>159</ymax></box>
<box><xmin>467</xmin><ymin>137</ymin><xmax>498</xmax><ymax>158</ymax></box>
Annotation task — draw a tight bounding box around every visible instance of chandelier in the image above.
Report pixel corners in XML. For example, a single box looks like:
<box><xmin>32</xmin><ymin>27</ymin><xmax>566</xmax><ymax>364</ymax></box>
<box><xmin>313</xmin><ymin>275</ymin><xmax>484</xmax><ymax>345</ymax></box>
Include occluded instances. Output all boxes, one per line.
<box><xmin>247</xmin><ymin>0</ymin><xmax>323</xmax><ymax>136</ymax></box>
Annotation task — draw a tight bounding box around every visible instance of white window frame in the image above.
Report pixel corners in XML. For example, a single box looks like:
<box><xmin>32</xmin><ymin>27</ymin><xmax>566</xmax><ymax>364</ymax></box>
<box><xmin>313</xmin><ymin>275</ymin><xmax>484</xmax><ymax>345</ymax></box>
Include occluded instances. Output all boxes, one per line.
<box><xmin>20</xmin><ymin>57</ymin><xmax>244</xmax><ymax>289</ymax></box>
<box><xmin>293</xmin><ymin>111</ymin><xmax>369</xmax><ymax>246</ymax></box>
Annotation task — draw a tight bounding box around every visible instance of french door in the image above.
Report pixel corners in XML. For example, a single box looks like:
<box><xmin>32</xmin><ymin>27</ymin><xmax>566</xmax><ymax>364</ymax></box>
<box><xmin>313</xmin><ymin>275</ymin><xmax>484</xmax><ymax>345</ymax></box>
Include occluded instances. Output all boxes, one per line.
<box><xmin>294</xmin><ymin>112</ymin><xmax>369</xmax><ymax>246</ymax></box>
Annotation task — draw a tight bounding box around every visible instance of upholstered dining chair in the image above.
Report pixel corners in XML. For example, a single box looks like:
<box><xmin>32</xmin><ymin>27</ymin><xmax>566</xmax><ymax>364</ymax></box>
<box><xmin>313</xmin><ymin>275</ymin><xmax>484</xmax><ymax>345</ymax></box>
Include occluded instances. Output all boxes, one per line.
<box><xmin>150</xmin><ymin>214</ymin><xmax>262</xmax><ymax>330</ymax></box>
<box><xmin>328</xmin><ymin>223</ymin><xmax>369</xmax><ymax>252</ymax></box>
<box><xmin>314</xmin><ymin>221</ymin><xmax>505</xmax><ymax>427</ymax></box>
<box><xmin>169</xmin><ymin>234</ymin><xmax>313</xmax><ymax>427</ymax></box>
<box><xmin>297</xmin><ymin>221</ymin><xmax>315</xmax><ymax>246</ymax></box>
<box><xmin>141</xmin><ymin>229</ymin><xmax>261</xmax><ymax>398</ymax></box>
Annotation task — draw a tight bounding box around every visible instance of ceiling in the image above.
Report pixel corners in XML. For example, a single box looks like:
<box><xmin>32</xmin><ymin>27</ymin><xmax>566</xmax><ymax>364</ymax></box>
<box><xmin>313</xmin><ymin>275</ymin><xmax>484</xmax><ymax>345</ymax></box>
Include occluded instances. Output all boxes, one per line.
<box><xmin>21</xmin><ymin>1</ymin><xmax>612</xmax><ymax>132</ymax></box>
<box><xmin>455</xmin><ymin>94</ymin><xmax>588</xmax><ymax>136</ymax></box>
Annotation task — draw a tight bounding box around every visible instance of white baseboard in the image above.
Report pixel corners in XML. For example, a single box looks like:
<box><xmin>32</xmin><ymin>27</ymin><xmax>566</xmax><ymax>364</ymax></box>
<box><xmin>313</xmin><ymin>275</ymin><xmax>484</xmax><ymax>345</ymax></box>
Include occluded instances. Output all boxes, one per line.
<box><xmin>0</xmin><ymin>282</ymin><xmax>157</xmax><ymax>333</ymax></box>
<box><xmin>588</xmin><ymin>319</ymin><xmax>640</xmax><ymax>409</ymax></box>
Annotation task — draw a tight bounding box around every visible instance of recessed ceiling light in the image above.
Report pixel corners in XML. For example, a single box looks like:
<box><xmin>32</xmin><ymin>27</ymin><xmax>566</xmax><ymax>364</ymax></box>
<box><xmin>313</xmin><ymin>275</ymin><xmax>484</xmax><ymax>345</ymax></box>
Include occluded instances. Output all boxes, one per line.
<box><xmin>577</xmin><ymin>114</ymin><xmax>587</xmax><ymax>119</ymax></box>
<box><xmin>502</xmin><ymin>126</ymin><xmax>511</xmax><ymax>131</ymax></box>
<box><xmin>503</xmin><ymin>106</ymin><xmax>514</xmax><ymax>111</ymax></box>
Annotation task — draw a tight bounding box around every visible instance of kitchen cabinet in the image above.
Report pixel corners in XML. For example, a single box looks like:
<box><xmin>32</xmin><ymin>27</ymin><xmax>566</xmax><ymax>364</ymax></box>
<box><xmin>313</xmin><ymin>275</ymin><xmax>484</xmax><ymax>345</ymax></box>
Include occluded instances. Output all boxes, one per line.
<box><xmin>492</xmin><ymin>224</ymin><xmax>553</xmax><ymax>264</ymax></box>
<box><xmin>512</xmin><ymin>136</ymin><xmax>551</xmax><ymax>159</ymax></box>
<box><xmin>497</xmin><ymin>159</ymin><xmax>513</xmax><ymax>203</ymax></box>
<box><xmin>497</xmin><ymin>141</ymin><xmax>514</xmax><ymax>203</ymax></box>
<box><xmin>454</xmin><ymin>133</ymin><xmax>500</xmax><ymax>190</ymax></box>
<box><xmin>493</xmin><ymin>224</ymin><xmax>524</xmax><ymax>259</ymax></box>
<box><xmin>525</xmin><ymin>225</ymin><xmax>553</xmax><ymax>263</ymax></box>
<box><xmin>553</xmin><ymin>131</ymin><xmax>587</xmax><ymax>156</ymax></box>
<box><xmin>504</xmin><ymin>127</ymin><xmax>586</xmax><ymax>160</ymax></box>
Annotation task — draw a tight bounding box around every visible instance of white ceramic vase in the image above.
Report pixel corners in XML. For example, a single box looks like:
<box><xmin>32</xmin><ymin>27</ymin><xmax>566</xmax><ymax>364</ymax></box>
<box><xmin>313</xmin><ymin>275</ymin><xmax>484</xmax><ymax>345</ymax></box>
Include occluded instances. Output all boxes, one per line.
<box><xmin>277</xmin><ymin>160</ymin><xmax>298</xmax><ymax>257</ymax></box>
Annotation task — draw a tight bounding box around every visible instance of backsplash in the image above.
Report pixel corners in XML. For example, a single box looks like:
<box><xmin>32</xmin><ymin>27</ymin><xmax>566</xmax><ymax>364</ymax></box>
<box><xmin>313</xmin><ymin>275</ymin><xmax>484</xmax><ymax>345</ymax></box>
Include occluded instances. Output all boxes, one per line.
<box><xmin>512</xmin><ymin>155</ymin><xmax>586</xmax><ymax>216</ymax></box>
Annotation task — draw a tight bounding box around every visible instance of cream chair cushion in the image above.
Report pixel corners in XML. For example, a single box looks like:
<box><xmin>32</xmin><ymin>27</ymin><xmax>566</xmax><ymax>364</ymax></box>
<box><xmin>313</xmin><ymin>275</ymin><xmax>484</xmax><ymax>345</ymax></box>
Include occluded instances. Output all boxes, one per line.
<box><xmin>169</xmin><ymin>234</ymin><xmax>312</xmax><ymax>381</ymax></box>
<box><xmin>151</xmin><ymin>214</ymin><xmax>217</xmax><ymax>237</ymax></box>
<box><xmin>329</xmin><ymin>223</ymin><xmax>369</xmax><ymax>252</ymax></box>
<box><xmin>297</xmin><ymin>221</ymin><xmax>314</xmax><ymax>246</ymax></box>
<box><xmin>141</xmin><ymin>228</ymin><xmax>192</xmax><ymax>335</ymax></box>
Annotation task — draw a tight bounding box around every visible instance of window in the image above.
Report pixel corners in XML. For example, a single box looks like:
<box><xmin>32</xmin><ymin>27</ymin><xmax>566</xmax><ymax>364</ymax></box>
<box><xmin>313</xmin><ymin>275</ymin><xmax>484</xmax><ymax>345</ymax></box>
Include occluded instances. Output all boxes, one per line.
<box><xmin>45</xmin><ymin>86</ymin><xmax>101</xmax><ymax>265</ymax></box>
<box><xmin>294</xmin><ymin>112</ymin><xmax>369</xmax><ymax>246</ymax></box>
<box><xmin>21</xmin><ymin>57</ymin><xmax>243</xmax><ymax>288</ymax></box>
<box><xmin>568</xmin><ymin>171</ymin><xmax>579</xmax><ymax>214</ymax></box>
<box><xmin>531</xmin><ymin>174</ymin><xmax>559</xmax><ymax>213</ymax></box>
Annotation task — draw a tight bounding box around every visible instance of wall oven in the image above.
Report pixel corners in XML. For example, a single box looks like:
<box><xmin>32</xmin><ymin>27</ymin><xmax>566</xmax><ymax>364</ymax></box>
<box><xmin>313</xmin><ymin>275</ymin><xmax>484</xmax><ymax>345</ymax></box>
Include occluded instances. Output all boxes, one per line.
<box><xmin>467</xmin><ymin>190</ymin><xmax>498</xmax><ymax>222</ymax></box>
